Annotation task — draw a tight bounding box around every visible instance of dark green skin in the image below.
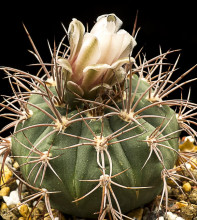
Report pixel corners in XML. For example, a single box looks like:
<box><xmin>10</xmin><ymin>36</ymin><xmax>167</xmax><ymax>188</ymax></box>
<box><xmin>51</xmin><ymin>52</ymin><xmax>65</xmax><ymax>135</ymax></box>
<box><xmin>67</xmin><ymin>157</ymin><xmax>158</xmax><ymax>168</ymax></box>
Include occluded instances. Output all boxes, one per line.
<box><xmin>11</xmin><ymin>76</ymin><xmax>180</xmax><ymax>218</ymax></box>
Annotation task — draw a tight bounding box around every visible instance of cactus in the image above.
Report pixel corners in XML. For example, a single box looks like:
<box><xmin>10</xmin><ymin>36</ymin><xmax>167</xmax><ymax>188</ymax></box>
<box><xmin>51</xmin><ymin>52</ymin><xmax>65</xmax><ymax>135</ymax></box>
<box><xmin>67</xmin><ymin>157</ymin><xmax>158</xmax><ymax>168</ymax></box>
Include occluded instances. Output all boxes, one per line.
<box><xmin>1</xmin><ymin>13</ymin><xmax>197</xmax><ymax>219</ymax></box>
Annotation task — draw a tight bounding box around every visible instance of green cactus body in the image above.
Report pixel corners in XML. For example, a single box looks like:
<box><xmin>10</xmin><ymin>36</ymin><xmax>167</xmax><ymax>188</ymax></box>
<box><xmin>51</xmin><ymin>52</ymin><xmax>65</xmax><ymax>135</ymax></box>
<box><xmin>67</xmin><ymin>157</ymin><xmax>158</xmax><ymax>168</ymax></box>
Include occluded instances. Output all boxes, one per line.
<box><xmin>11</xmin><ymin>74</ymin><xmax>180</xmax><ymax>218</ymax></box>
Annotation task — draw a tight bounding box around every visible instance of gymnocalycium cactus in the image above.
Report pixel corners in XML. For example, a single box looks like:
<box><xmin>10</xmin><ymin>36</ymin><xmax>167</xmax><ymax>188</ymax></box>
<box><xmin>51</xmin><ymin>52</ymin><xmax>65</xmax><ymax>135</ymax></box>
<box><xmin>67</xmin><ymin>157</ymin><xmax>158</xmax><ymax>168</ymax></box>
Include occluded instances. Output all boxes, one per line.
<box><xmin>1</xmin><ymin>13</ymin><xmax>197</xmax><ymax>219</ymax></box>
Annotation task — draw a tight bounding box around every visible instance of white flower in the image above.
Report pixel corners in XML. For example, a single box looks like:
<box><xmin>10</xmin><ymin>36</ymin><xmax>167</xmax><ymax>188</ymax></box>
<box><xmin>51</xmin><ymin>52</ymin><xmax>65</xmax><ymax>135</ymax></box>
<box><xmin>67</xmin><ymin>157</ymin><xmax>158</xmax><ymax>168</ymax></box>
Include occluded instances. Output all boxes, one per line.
<box><xmin>58</xmin><ymin>14</ymin><xmax>136</xmax><ymax>96</ymax></box>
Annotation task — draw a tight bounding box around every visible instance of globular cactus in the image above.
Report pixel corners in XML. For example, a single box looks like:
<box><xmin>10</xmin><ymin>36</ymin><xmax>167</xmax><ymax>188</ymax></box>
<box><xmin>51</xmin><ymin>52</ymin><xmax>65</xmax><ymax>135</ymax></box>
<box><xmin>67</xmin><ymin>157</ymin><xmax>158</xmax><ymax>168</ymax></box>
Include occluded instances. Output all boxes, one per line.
<box><xmin>1</xmin><ymin>13</ymin><xmax>197</xmax><ymax>219</ymax></box>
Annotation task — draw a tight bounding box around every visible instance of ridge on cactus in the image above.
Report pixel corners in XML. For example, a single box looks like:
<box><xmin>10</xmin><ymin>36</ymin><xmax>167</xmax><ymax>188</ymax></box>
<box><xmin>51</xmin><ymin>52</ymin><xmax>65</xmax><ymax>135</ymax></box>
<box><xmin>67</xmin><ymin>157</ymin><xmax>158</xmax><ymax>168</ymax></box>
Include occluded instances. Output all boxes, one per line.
<box><xmin>0</xmin><ymin>13</ymin><xmax>197</xmax><ymax>219</ymax></box>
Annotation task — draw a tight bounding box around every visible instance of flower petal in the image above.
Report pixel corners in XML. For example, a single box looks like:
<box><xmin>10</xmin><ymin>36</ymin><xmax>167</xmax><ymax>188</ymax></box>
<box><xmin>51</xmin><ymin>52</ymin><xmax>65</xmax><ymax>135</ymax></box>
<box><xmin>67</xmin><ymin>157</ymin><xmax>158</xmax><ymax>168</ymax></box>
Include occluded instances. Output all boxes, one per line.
<box><xmin>91</xmin><ymin>14</ymin><xmax>122</xmax><ymax>35</ymax></box>
<box><xmin>93</xmin><ymin>28</ymin><xmax>135</xmax><ymax>65</ymax></box>
<box><xmin>83</xmin><ymin>63</ymin><xmax>111</xmax><ymax>73</ymax></box>
<box><xmin>81</xmin><ymin>57</ymin><xmax>135</xmax><ymax>91</ymax></box>
<box><xmin>81</xmin><ymin>64</ymin><xmax>111</xmax><ymax>92</ymax></box>
<box><xmin>90</xmin><ymin>14</ymin><xmax>123</xmax><ymax>65</ymax></box>
<box><xmin>116</xmin><ymin>30</ymin><xmax>137</xmax><ymax>59</ymax></box>
<box><xmin>67</xmin><ymin>81</ymin><xmax>84</xmax><ymax>96</ymax></box>
<box><xmin>102</xmin><ymin>57</ymin><xmax>135</xmax><ymax>83</ymax></box>
<box><xmin>57</xmin><ymin>58</ymin><xmax>73</xmax><ymax>73</ymax></box>
<box><xmin>96</xmin><ymin>32</ymin><xmax>124</xmax><ymax>65</ymax></box>
<box><xmin>72</xmin><ymin>33</ymin><xmax>100</xmax><ymax>82</ymax></box>
<box><xmin>110</xmin><ymin>57</ymin><xmax>135</xmax><ymax>69</ymax></box>
<box><xmin>68</xmin><ymin>18</ymin><xmax>85</xmax><ymax>63</ymax></box>
<box><xmin>57</xmin><ymin>57</ymin><xmax>73</xmax><ymax>81</ymax></box>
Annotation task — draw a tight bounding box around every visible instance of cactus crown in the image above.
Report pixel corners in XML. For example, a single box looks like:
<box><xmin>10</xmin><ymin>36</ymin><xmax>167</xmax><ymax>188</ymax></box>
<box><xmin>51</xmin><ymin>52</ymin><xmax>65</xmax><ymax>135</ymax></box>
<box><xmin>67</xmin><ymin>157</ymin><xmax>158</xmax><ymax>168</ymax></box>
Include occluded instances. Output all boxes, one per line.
<box><xmin>0</xmin><ymin>13</ymin><xmax>197</xmax><ymax>220</ymax></box>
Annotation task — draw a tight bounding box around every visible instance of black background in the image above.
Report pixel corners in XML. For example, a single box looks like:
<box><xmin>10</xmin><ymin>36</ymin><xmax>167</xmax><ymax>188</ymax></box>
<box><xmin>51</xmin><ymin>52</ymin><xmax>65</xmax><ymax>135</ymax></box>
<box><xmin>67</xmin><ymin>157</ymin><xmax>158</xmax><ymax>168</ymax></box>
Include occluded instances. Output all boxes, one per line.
<box><xmin>0</xmin><ymin>1</ymin><xmax>197</xmax><ymax>129</ymax></box>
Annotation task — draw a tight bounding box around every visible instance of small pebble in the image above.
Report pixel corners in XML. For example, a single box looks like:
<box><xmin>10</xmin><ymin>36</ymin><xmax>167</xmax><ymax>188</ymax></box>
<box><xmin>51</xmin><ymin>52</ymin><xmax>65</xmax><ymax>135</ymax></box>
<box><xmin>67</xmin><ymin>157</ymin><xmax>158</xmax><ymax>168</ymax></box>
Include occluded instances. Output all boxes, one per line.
<box><xmin>13</xmin><ymin>161</ymin><xmax>19</xmax><ymax>170</ymax></box>
<box><xmin>31</xmin><ymin>207</ymin><xmax>41</xmax><ymax>219</ymax></box>
<box><xmin>19</xmin><ymin>204</ymin><xmax>30</xmax><ymax>218</ymax></box>
<box><xmin>0</xmin><ymin>208</ymin><xmax>18</xmax><ymax>220</ymax></box>
<box><xmin>182</xmin><ymin>182</ymin><xmax>192</xmax><ymax>192</ymax></box>
<box><xmin>176</xmin><ymin>201</ymin><xmax>188</xmax><ymax>208</ymax></box>
<box><xmin>34</xmin><ymin>200</ymin><xmax>45</xmax><ymax>212</ymax></box>
<box><xmin>167</xmin><ymin>211</ymin><xmax>184</xmax><ymax>220</ymax></box>
<box><xmin>0</xmin><ymin>165</ymin><xmax>13</xmax><ymax>185</ymax></box>
<box><xmin>3</xmin><ymin>189</ymin><xmax>20</xmax><ymax>206</ymax></box>
<box><xmin>0</xmin><ymin>186</ymin><xmax>10</xmax><ymax>197</ymax></box>
<box><xmin>179</xmin><ymin>137</ymin><xmax>195</xmax><ymax>151</ymax></box>
<box><xmin>184</xmin><ymin>136</ymin><xmax>195</xmax><ymax>143</ymax></box>
<box><xmin>189</xmin><ymin>188</ymin><xmax>197</xmax><ymax>204</ymax></box>
<box><xmin>167</xmin><ymin>212</ymin><xmax>177</xmax><ymax>220</ymax></box>
<box><xmin>180</xmin><ymin>204</ymin><xmax>197</xmax><ymax>219</ymax></box>
<box><xmin>0</xmin><ymin>202</ymin><xmax>8</xmax><ymax>210</ymax></box>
